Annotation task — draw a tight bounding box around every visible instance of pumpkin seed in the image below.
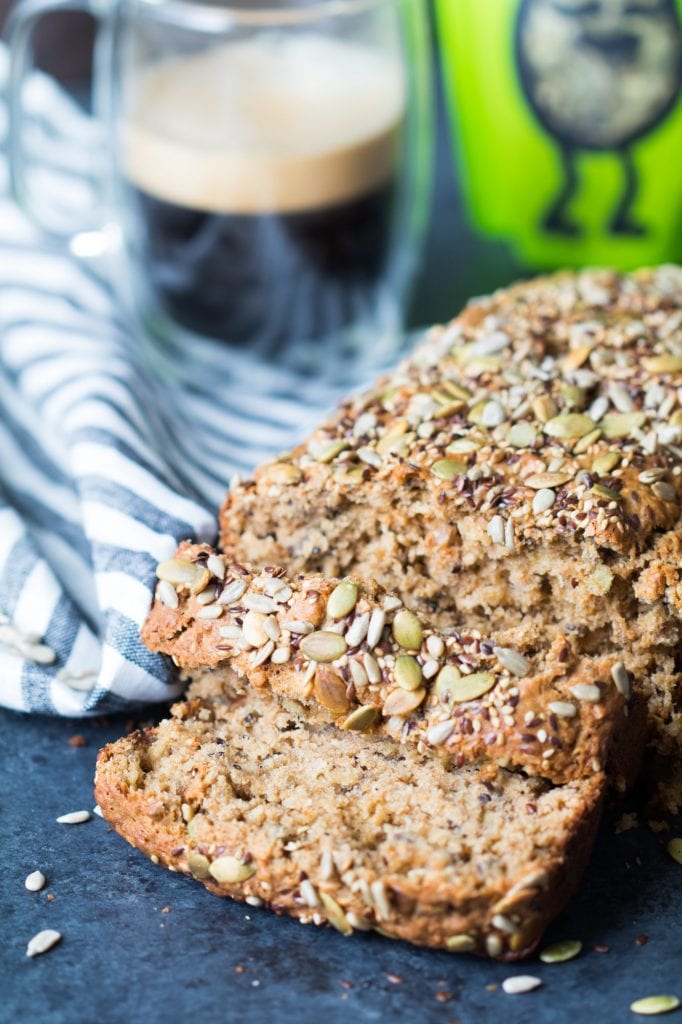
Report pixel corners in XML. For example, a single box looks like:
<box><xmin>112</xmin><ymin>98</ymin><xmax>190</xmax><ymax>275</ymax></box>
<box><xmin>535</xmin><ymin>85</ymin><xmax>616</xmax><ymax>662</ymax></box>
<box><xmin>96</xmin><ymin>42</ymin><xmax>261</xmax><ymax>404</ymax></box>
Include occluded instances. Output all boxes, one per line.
<box><xmin>319</xmin><ymin>892</ymin><xmax>353</xmax><ymax>935</ymax></box>
<box><xmin>573</xmin><ymin>427</ymin><xmax>602</xmax><ymax>453</ymax></box>
<box><xmin>449</xmin><ymin>672</ymin><xmax>496</xmax><ymax>703</ymax></box>
<box><xmin>592</xmin><ymin>451</ymin><xmax>621</xmax><ymax>475</ymax></box>
<box><xmin>156</xmin><ymin>558</ymin><xmax>199</xmax><ymax>587</ymax></box>
<box><xmin>435</xmin><ymin>665</ymin><xmax>462</xmax><ymax>702</ymax></box>
<box><xmin>526</xmin><ymin>472</ymin><xmax>573</xmax><ymax>489</ymax></box>
<box><xmin>392</xmin><ymin>609</ymin><xmax>423</xmax><ymax>651</ymax></box>
<box><xmin>507</xmin><ymin>422</ymin><xmax>536</xmax><ymax>448</ymax></box>
<box><xmin>209</xmin><ymin>856</ymin><xmax>256</xmax><ymax>884</ymax></box>
<box><xmin>602</xmin><ymin>411</ymin><xmax>647</xmax><ymax>439</ymax></box>
<box><xmin>187</xmin><ymin>853</ymin><xmax>211</xmax><ymax>880</ymax></box>
<box><xmin>543</xmin><ymin>414</ymin><xmax>596</xmax><ymax>439</ymax></box>
<box><xmin>666</xmin><ymin>837</ymin><xmax>682</xmax><ymax>865</ymax></box>
<box><xmin>643</xmin><ymin>355</ymin><xmax>682</xmax><ymax>374</ymax></box>
<box><xmin>442</xmin><ymin>380</ymin><xmax>472</xmax><ymax>401</ymax></box>
<box><xmin>326</xmin><ymin>581</ymin><xmax>358</xmax><ymax>620</ymax></box>
<box><xmin>315</xmin><ymin>439</ymin><xmax>349</xmax><ymax>463</ymax></box>
<box><xmin>630</xmin><ymin>996</ymin><xmax>680</xmax><ymax>1016</ymax></box>
<box><xmin>261</xmin><ymin>462</ymin><xmax>302</xmax><ymax>486</ymax></box>
<box><xmin>591</xmin><ymin>483</ymin><xmax>621</xmax><ymax>501</ymax></box>
<box><xmin>340</xmin><ymin>705</ymin><xmax>378</xmax><ymax>731</ymax></box>
<box><xmin>445</xmin><ymin>934</ymin><xmax>476</xmax><ymax>953</ymax></box>
<box><xmin>447</xmin><ymin>437</ymin><xmax>481</xmax><ymax>454</ymax></box>
<box><xmin>300</xmin><ymin>631</ymin><xmax>348</xmax><ymax>663</ymax></box>
<box><xmin>382</xmin><ymin>686</ymin><xmax>426</xmax><ymax>717</ymax></box>
<box><xmin>561</xmin><ymin>385</ymin><xmax>586</xmax><ymax>409</ymax></box>
<box><xmin>314</xmin><ymin>666</ymin><xmax>351</xmax><ymax>714</ymax></box>
<box><xmin>467</xmin><ymin>400</ymin><xmax>488</xmax><ymax>426</ymax></box>
<box><xmin>533</xmin><ymin>395</ymin><xmax>557</xmax><ymax>422</ymax></box>
<box><xmin>539</xmin><ymin>939</ymin><xmax>582</xmax><ymax>963</ymax></box>
<box><xmin>431</xmin><ymin>458</ymin><xmax>467</xmax><ymax>481</ymax></box>
<box><xmin>394</xmin><ymin>654</ymin><xmax>423</xmax><ymax>691</ymax></box>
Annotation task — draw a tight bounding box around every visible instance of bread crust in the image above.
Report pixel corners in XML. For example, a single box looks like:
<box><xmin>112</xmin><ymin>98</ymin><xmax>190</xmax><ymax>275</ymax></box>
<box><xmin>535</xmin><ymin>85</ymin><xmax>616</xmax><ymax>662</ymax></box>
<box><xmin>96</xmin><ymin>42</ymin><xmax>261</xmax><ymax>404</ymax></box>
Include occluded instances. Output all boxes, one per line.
<box><xmin>141</xmin><ymin>542</ymin><xmax>641</xmax><ymax>786</ymax></box>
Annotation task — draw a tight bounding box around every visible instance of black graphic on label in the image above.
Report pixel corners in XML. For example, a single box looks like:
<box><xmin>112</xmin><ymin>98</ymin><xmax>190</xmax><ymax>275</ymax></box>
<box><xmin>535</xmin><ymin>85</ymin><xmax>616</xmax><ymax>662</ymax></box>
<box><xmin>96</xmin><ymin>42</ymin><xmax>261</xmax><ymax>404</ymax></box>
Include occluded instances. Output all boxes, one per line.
<box><xmin>516</xmin><ymin>0</ymin><xmax>682</xmax><ymax>235</ymax></box>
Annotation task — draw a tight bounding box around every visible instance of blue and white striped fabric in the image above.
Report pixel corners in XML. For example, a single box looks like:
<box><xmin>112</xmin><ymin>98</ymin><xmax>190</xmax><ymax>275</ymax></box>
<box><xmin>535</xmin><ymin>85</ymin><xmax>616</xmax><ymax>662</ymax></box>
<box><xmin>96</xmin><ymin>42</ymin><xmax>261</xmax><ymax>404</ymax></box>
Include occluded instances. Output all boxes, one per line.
<box><xmin>0</xmin><ymin>47</ymin><xmax>395</xmax><ymax>716</ymax></box>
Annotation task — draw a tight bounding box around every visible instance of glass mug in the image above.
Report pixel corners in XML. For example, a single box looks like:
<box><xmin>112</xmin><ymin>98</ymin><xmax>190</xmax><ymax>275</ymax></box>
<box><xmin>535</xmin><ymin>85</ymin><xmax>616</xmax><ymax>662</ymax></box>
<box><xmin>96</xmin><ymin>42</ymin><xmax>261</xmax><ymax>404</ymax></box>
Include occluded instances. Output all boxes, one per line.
<box><xmin>8</xmin><ymin>0</ymin><xmax>432</xmax><ymax>377</ymax></box>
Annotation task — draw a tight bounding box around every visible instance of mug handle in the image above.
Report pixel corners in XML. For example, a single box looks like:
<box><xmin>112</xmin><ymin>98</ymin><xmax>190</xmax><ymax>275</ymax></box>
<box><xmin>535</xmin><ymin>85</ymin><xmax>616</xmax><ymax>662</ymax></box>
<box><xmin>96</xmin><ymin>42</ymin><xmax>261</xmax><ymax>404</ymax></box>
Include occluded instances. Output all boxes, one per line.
<box><xmin>7</xmin><ymin>0</ymin><xmax>117</xmax><ymax>255</ymax></box>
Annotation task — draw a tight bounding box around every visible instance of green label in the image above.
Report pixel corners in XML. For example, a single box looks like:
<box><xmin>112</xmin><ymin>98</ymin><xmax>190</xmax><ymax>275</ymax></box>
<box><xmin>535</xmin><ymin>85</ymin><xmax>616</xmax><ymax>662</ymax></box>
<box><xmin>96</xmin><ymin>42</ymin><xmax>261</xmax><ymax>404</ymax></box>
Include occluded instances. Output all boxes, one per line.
<box><xmin>435</xmin><ymin>0</ymin><xmax>682</xmax><ymax>269</ymax></box>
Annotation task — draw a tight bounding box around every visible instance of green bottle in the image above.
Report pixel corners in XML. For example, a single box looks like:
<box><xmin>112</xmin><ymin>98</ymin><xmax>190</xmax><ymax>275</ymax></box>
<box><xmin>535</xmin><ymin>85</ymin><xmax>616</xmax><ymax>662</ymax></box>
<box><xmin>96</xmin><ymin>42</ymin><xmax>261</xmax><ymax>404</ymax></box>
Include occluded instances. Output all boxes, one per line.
<box><xmin>435</xmin><ymin>0</ymin><xmax>682</xmax><ymax>270</ymax></box>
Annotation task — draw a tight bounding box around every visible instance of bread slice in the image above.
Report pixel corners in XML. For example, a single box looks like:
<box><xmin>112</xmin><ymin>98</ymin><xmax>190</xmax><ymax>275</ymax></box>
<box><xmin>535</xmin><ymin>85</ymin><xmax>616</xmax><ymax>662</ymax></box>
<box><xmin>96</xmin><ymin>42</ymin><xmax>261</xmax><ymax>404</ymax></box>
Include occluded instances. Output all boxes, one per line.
<box><xmin>218</xmin><ymin>268</ymin><xmax>682</xmax><ymax>807</ymax></box>
<box><xmin>95</xmin><ymin>670</ymin><xmax>606</xmax><ymax>960</ymax></box>
<box><xmin>141</xmin><ymin>542</ymin><xmax>642</xmax><ymax>787</ymax></box>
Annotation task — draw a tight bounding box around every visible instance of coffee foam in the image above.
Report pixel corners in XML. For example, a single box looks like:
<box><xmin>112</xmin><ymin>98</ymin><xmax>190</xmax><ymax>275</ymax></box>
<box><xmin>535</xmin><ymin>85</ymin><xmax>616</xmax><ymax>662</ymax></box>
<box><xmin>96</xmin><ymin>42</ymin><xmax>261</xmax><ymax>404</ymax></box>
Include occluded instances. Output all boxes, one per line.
<box><xmin>123</xmin><ymin>34</ymin><xmax>405</xmax><ymax>214</ymax></box>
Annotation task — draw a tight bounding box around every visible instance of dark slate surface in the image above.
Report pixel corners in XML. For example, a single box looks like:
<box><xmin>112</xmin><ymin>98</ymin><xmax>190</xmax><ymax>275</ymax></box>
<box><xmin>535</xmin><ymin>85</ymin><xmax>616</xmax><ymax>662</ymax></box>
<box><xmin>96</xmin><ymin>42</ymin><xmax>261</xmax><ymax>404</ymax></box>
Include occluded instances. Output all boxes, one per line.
<box><xmin>1</xmin><ymin>706</ymin><xmax>680</xmax><ymax>1024</ymax></box>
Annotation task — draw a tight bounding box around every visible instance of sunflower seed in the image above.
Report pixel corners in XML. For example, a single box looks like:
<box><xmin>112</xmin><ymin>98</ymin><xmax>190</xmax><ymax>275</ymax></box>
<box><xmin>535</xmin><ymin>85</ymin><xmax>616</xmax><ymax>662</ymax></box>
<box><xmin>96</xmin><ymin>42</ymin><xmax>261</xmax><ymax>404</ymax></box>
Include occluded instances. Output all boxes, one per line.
<box><xmin>422</xmin><ymin>658</ymin><xmax>440</xmax><ymax>680</ymax></box>
<box><xmin>608</xmin><ymin>382</ymin><xmax>633</xmax><ymax>413</ymax></box>
<box><xmin>394</xmin><ymin>654</ymin><xmax>422</xmax><ymax>691</ymax></box>
<box><xmin>300</xmin><ymin>631</ymin><xmax>348</xmax><ymax>663</ymax></box>
<box><xmin>26</xmin><ymin>930</ymin><xmax>62</xmax><ymax>958</ymax></box>
<box><xmin>493</xmin><ymin>647</ymin><xmax>530</xmax><ymax>677</ymax></box>
<box><xmin>243</xmin><ymin>593</ymin><xmax>278</xmax><ymax>614</ymax></box>
<box><xmin>195</xmin><ymin>586</ymin><xmax>218</xmax><ymax>606</ymax></box>
<box><xmin>526</xmin><ymin>472</ymin><xmax>573</xmax><ymax>489</ymax></box>
<box><xmin>532</xmin><ymin>488</ymin><xmax>555</xmax><ymax>514</ymax></box>
<box><xmin>492</xmin><ymin>913</ymin><xmax>517</xmax><ymax>934</ymax></box>
<box><xmin>25</xmin><ymin>870</ymin><xmax>46</xmax><ymax>892</ymax></box>
<box><xmin>327</xmin><ymin>581</ymin><xmax>359</xmax><ymax>620</ymax></box>
<box><xmin>426</xmin><ymin>635</ymin><xmax>445</xmax><ymax>659</ymax></box>
<box><xmin>392</xmin><ymin>610</ymin><xmax>423</xmax><ymax>651</ymax></box>
<box><xmin>426</xmin><ymin>719</ymin><xmax>455</xmax><ymax>745</ymax></box>
<box><xmin>486</xmin><ymin>934</ymin><xmax>503</xmax><ymax>957</ymax></box>
<box><xmin>197</xmin><ymin>604</ymin><xmax>223</xmax><ymax>620</ymax></box>
<box><xmin>250</xmin><ymin>640</ymin><xmax>275</xmax><ymax>668</ymax></box>
<box><xmin>349</xmin><ymin>658</ymin><xmax>369</xmax><ymax>688</ymax></box>
<box><xmin>56</xmin><ymin>810</ymin><xmax>90</xmax><ymax>824</ymax></box>
<box><xmin>548</xmin><ymin>701</ymin><xmax>577</xmax><ymax>718</ymax></box>
<box><xmin>643</xmin><ymin>354</ymin><xmax>682</xmax><ymax>374</ymax></box>
<box><xmin>262</xmin><ymin>616</ymin><xmax>280</xmax><ymax>642</ymax></box>
<box><xmin>502</xmin><ymin>976</ymin><xmax>542</xmax><ymax>995</ymax></box>
<box><xmin>206</xmin><ymin>554</ymin><xmax>225</xmax><ymax>580</ymax></box>
<box><xmin>281</xmin><ymin>619</ymin><xmax>314</xmax><ymax>636</ymax></box>
<box><xmin>357</xmin><ymin>446</ymin><xmax>382</xmax><ymax>468</ymax></box>
<box><xmin>218</xmin><ymin>579</ymin><xmax>247</xmax><ymax>605</ymax></box>
<box><xmin>630</xmin><ymin>996</ymin><xmax>680</xmax><ymax>1016</ymax></box>
<box><xmin>570</xmin><ymin>683</ymin><xmax>601</xmax><ymax>702</ymax></box>
<box><xmin>539</xmin><ymin>939</ymin><xmax>582</xmax><ymax>963</ymax></box>
<box><xmin>382</xmin><ymin>687</ymin><xmax>426</xmax><ymax>717</ymax></box>
<box><xmin>156</xmin><ymin>558</ymin><xmax>198</xmax><ymax>586</ymax></box>
<box><xmin>219</xmin><ymin>625</ymin><xmax>245</xmax><ymax>641</ymax></box>
<box><xmin>445</xmin><ymin>934</ymin><xmax>476</xmax><ymax>952</ymax></box>
<box><xmin>319</xmin><ymin>892</ymin><xmax>353</xmax><ymax>935</ymax></box>
<box><xmin>345</xmin><ymin>612</ymin><xmax>370</xmax><ymax>647</ymax></box>
<box><xmin>370</xmin><ymin>879</ymin><xmax>391</xmax><ymax>919</ymax></box>
<box><xmin>366</xmin><ymin>608</ymin><xmax>386</xmax><ymax>649</ymax></box>
<box><xmin>300</xmin><ymin>879</ymin><xmax>319</xmax><ymax>908</ymax></box>
<box><xmin>487</xmin><ymin>515</ymin><xmax>505</xmax><ymax>543</ymax></box>
<box><xmin>157</xmin><ymin>580</ymin><xmax>179</xmax><ymax>609</ymax></box>
<box><xmin>611</xmin><ymin>661</ymin><xmax>631</xmax><ymax>699</ymax></box>
<box><xmin>271</xmin><ymin>646</ymin><xmax>290</xmax><ymax>664</ymax></box>
<box><xmin>242</xmin><ymin>611</ymin><xmax>269</xmax><ymax>647</ymax></box>
<box><xmin>589</xmin><ymin>395</ymin><xmax>609</xmax><ymax>421</ymax></box>
<box><xmin>364</xmin><ymin>652</ymin><xmax>382</xmax><ymax>683</ymax></box>
<box><xmin>340</xmin><ymin>705</ymin><xmax>378</xmax><ymax>731</ymax></box>
<box><xmin>638</xmin><ymin>468</ymin><xmax>667</xmax><ymax>484</ymax></box>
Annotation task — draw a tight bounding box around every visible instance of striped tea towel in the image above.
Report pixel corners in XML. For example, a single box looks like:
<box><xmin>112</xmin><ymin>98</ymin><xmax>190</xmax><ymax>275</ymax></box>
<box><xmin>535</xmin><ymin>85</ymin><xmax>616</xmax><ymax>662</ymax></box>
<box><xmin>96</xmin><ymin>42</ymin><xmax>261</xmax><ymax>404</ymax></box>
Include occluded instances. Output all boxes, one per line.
<box><xmin>0</xmin><ymin>46</ymin><xmax>401</xmax><ymax>716</ymax></box>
